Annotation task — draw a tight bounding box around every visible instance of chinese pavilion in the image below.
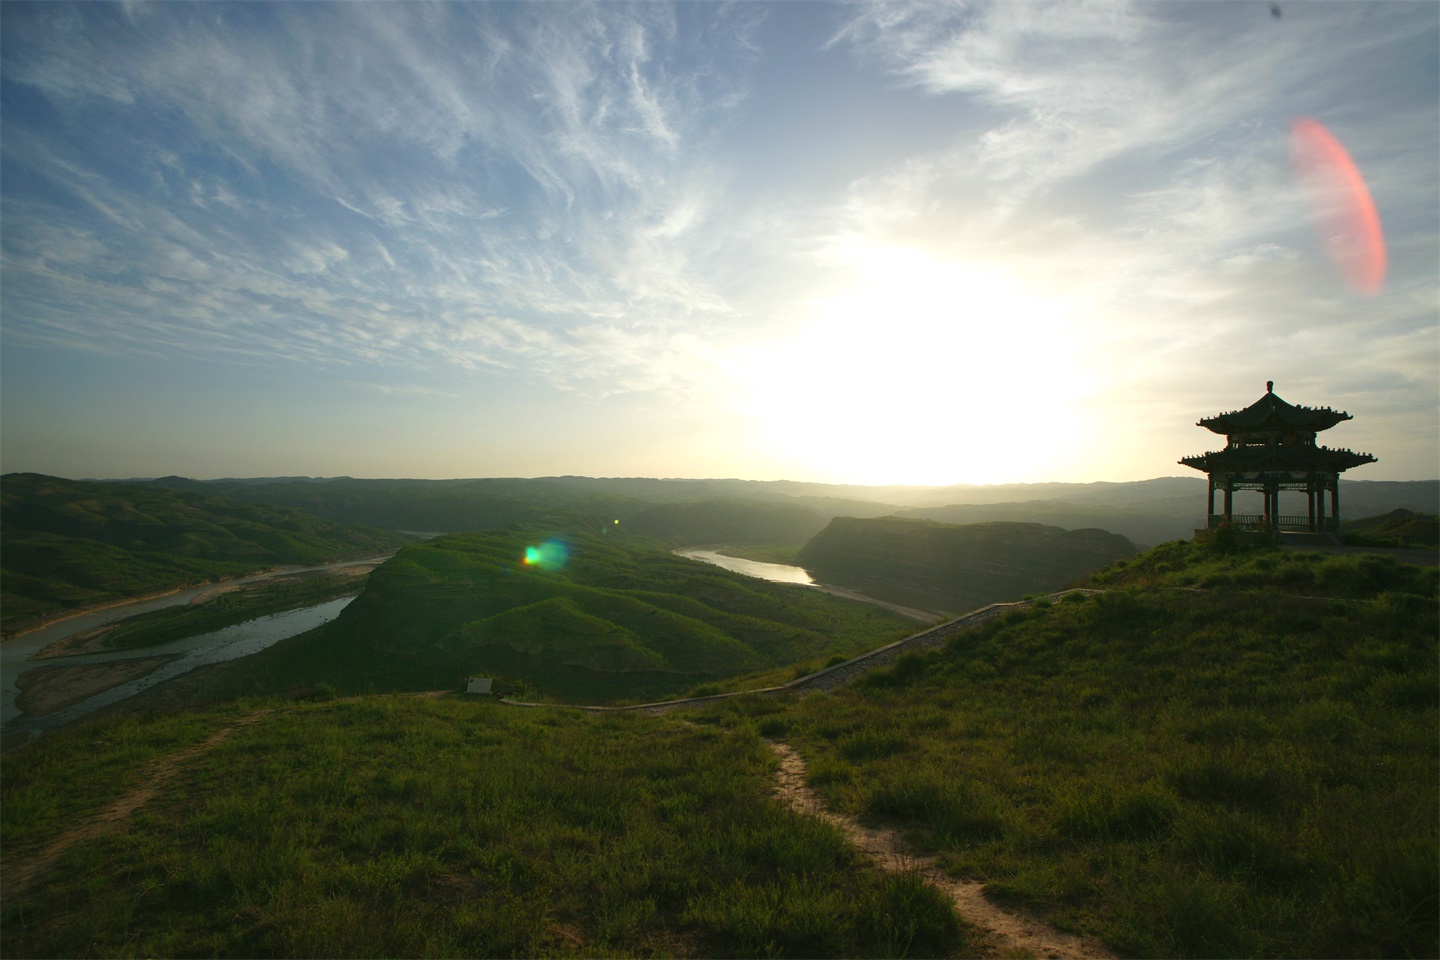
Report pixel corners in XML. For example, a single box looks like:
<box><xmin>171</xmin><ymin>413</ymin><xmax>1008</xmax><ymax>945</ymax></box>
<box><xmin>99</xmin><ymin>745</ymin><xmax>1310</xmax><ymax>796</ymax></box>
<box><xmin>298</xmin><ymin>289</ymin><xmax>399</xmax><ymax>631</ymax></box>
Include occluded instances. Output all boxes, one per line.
<box><xmin>1181</xmin><ymin>382</ymin><xmax>1376</xmax><ymax>534</ymax></box>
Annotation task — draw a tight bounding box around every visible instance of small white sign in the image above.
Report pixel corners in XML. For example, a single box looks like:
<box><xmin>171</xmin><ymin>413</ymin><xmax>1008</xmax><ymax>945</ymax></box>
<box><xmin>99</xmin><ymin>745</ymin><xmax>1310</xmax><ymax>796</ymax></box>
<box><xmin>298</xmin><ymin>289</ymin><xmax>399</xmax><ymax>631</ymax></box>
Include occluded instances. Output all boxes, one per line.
<box><xmin>466</xmin><ymin>677</ymin><xmax>493</xmax><ymax>695</ymax></box>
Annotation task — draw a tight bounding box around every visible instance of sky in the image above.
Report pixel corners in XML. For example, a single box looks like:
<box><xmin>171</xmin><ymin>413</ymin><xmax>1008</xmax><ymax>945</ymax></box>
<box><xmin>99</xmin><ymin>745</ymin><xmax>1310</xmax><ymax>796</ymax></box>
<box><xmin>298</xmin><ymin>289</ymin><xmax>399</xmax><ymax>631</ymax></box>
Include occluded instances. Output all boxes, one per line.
<box><xmin>2</xmin><ymin>1</ymin><xmax>1436</xmax><ymax>486</ymax></box>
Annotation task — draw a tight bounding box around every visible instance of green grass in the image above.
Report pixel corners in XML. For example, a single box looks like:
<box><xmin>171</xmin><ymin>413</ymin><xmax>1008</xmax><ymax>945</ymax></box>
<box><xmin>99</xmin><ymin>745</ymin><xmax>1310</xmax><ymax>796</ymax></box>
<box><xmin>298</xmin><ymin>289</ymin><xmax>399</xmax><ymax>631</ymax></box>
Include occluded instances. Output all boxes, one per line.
<box><xmin>706</xmin><ymin>542</ymin><xmax>1438</xmax><ymax>958</ymax></box>
<box><xmin>2</xmin><ymin>696</ymin><xmax>971</xmax><ymax>958</ymax></box>
<box><xmin>797</xmin><ymin>515</ymin><xmax>1134</xmax><ymax>611</ymax></box>
<box><xmin>6</xmin><ymin>538</ymin><xmax>1433</xmax><ymax>958</ymax></box>
<box><xmin>1091</xmin><ymin>536</ymin><xmax>1437</xmax><ymax>599</ymax></box>
<box><xmin>621</xmin><ymin>500</ymin><xmax>827</xmax><ymax>547</ymax></box>
<box><xmin>1341</xmin><ymin>508</ymin><xmax>1439</xmax><ymax>548</ymax></box>
<box><xmin>1</xmin><ymin>473</ymin><xmax>412</xmax><ymax>635</ymax></box>
<box><xmin>198</xmin><ymin>523</ymin><xmax>917</xmax><ymax>705</ymax></box>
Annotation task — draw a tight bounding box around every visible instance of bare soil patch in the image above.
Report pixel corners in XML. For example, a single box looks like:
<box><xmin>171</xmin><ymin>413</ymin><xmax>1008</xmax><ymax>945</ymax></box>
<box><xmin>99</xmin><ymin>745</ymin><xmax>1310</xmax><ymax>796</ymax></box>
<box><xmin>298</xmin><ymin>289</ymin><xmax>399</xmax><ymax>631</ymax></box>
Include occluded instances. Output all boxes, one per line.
<box><xmin>768</xmin><ymin>740</ymin><xmax>1114</xmax><ymax>960</ymax></box>
<box><xmin>1</xmin><ymin>586</ymin><xmax>192</xmax><ymax>642</ymax></box>
<box><xmin>30</xmin><ymin>624</ymin><xmax>116</xmax><ymax>659</ymax></box>
<box><xmin>14</xmin><ymin>657</ymin><xmax>178</xmax><ymax>717</ymax></box>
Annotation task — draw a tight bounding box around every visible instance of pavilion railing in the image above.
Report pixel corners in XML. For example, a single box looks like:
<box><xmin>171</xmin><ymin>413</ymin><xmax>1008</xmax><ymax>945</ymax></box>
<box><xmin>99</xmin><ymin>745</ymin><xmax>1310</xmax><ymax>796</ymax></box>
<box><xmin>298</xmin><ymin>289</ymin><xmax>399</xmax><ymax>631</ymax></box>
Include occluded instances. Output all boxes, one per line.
<box><xmin>1209</xmin><ymin>514</ymin><xmax>1266</xmax><ymax>528</ymax></box>
<box><xmin>1207</xmin><ymin>515</ymin><xmax>1340</xmax><ymax>532</ymax></box>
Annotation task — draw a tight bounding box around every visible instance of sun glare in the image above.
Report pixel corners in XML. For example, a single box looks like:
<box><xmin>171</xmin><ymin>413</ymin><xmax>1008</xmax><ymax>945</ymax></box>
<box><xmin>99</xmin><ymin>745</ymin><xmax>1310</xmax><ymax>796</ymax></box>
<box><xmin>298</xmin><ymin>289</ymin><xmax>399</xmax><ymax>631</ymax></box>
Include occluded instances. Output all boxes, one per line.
<box><xmin>731</xmin><ymin>246</ymin><xmax>1092</xmax><ymax>485</ymax></box>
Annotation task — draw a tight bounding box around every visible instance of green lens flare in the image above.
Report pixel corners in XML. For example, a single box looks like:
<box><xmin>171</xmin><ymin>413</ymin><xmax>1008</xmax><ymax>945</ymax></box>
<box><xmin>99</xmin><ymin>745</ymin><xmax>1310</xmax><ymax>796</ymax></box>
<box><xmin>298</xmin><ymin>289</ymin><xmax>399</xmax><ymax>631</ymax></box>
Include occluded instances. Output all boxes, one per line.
<box><xmin>522</xmin><ymin>540</ymin><xmax>569</xmax><ymax>571</ymax></box>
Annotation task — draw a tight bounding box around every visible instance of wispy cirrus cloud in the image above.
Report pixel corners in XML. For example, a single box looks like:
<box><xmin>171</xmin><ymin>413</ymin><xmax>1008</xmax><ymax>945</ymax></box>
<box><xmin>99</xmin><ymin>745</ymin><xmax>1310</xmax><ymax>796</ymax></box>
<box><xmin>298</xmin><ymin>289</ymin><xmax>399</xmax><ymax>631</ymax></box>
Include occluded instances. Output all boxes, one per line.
<box><xmin>2</xmin><ymin>2</ymin><xmax>761</xmax><ymax>399</ymax></box>
<box><xmin>2</xmin><ymin>1</ymin><xmax>1433</xmax><ymax>482</ymax></box>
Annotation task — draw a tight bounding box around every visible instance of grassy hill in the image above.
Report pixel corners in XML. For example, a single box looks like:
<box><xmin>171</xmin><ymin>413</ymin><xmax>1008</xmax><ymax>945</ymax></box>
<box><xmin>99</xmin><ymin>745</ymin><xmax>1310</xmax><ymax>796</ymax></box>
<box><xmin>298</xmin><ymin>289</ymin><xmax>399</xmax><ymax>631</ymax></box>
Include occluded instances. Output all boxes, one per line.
<box><xmin>138</xmin><ymin>475</ymin><xmax>666</xmax><ymax>533</ymax></box>
<box><xmin>1341</xmin><ymin>508</ymin><xmax>1439</xmax><ymax>547</ymax></box>
<box><xmin>1</xmin><ymin>698</ymin><xmax>968</xmax><ymax>958</ymax></box>
<box><xmin>200</xmin><ymin>521</ymin><xmax>917</xmax><ymax>704</ymax></box>
<box><xmin>738</xmin><ymin>540</ymin><xmax>1438</xmax><ymax>957</ymax></box>
<box><xmin>130</xmin><ymin>474</ymin><xmax>1440</xmax><ymax>551</ymax></box>
<box><xmin>620</xmin><ymin>499</ymin><xmax>829</xmax><ymax>546</ymax></box>
<box><xmin>0</xmin><ymin>474</ymin><xmax>412</xmax><ymax>634</ymax></box>
<box><xmin>796</xmin><ymin>516</ymin><xmax>1135</xmax><ymax>612</ymax></box>
<box><xmin>895</xmin><ymin>497</ymin><xmax>1200</xmax><ymax>548</ymax></box>
<box><xmin>2</xmin><ymin>539</ymin><xmax>1433</xmax><ymax>958</ymax></box>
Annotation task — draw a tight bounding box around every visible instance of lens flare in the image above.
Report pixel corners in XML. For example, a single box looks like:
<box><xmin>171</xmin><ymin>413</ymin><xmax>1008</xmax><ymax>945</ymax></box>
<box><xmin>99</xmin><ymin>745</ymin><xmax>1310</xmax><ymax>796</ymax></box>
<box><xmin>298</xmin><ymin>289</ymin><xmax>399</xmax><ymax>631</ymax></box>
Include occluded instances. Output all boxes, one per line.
<box><xmin>522</xmin><ymin>540</ymin><xmax>569</xmax><ymax>571</ymax></box>
<box><xmin>1290</xmin><ymin>117</ymin><xmax>1386</xmax><ymax>295</ymax></box>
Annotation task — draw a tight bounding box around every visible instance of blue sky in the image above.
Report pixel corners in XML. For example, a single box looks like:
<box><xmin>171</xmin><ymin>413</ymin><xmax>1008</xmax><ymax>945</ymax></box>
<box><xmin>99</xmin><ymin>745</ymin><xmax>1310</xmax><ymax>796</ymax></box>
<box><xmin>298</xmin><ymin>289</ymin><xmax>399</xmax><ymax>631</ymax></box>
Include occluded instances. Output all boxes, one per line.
<box><xmin>2</xmin><ymin>1</ymin><xmax>1435</xmax><ymax>485</ymax></box>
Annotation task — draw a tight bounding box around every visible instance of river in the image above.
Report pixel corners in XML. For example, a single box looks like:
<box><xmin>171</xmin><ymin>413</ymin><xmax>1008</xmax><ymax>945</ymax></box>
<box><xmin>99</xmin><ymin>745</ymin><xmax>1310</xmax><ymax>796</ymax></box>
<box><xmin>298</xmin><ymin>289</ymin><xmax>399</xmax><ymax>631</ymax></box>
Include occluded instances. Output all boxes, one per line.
<box><xmin>672</xmin><ymin>548</ymin><xmax>943</xmax><ymax>623</ymax></box>
<box><xmin>0</xmin><ymin>554</ymin><xmax>395</xmax><ymax>739</ymax></box>
<box><xmin>1</xmin><ymin>545</ymin><xmax>924</xmax><ymax>743</ymax></box>
<box><xmin>671</xmin><ymin>548</ymin><xmax>816</xmax><ymax>584</ymax></box>
<box><xmin>1</xmin><ymin>599</ymin><xmax>355</xmax><ymax>740</ymax></box>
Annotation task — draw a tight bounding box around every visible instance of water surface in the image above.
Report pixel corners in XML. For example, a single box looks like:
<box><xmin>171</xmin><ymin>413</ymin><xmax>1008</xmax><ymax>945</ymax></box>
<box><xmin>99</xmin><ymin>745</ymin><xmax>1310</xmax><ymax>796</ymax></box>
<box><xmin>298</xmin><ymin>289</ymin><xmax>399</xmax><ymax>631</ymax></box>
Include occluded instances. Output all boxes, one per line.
<box><xmin>2</xmin><ymin>598</ymin><xmax>354</xmax><ymax>735</ymax></box>
<box><xmin>673</xmin><ymin>549</ymin><xmax>815</xmax><ymax>584</ymax></box>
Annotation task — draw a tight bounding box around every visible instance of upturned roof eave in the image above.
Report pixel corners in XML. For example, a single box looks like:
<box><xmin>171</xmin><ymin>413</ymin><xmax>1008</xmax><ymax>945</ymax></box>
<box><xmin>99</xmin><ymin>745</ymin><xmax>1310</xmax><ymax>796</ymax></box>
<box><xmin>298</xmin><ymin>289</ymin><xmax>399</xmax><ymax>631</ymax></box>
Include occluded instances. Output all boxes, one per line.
<box><xmin>1196</xmin><ymin>391</ymin><xmax>1353</xmax><ymax>435</ymax></box>
<box><xmin>1178</xmin><ymin>447</ymin><xmax>1378</xmax><ymax>472</ymax></box>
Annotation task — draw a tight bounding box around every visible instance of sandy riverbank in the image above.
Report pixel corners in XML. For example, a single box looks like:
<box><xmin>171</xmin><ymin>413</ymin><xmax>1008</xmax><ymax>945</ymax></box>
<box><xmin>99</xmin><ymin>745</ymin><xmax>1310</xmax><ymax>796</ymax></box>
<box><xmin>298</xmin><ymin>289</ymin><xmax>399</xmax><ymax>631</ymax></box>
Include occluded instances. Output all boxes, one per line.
<box><xmin>3</xmin><ymin>585</ymin><xmax>199</xmax><ymax>643</ymax></box>
<box><xmin>29</xmin><ymin>625</ymin><xmax>117</xmax><ymax>660</ymax></box>
<box><xmin>5</xmin><ymin>552</ymin><xmax>402</xmax><ymax>644</ymax></box>
<box><xmin>30</xmin><ymin>565</ymin><xmax>382</xmax><ymax>662</ymax></box>
<box><xmin>14</xmin><ymin>656</ymin><xmax>179</xmax><ymax>718</ymax></box>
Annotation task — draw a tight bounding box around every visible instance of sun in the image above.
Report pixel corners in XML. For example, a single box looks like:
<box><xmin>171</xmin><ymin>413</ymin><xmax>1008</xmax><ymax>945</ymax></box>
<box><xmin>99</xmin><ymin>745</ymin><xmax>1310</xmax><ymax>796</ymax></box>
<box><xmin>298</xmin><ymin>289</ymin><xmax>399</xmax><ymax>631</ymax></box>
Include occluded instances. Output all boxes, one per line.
<box><xmin>730</xmin><ymin>244</ymin><xmax>1094</xmax><ymax>486</ymax></box>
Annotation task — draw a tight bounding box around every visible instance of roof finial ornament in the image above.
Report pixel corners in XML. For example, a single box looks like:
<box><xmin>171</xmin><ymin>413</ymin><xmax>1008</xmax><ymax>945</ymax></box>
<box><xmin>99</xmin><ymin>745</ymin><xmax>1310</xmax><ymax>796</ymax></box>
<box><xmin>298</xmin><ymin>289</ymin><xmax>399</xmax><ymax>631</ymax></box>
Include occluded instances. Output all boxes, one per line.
<box><xmin>1266</xmin><ymin>380</ymin><xmax>1274</xmax><ymax>393</ymax></box>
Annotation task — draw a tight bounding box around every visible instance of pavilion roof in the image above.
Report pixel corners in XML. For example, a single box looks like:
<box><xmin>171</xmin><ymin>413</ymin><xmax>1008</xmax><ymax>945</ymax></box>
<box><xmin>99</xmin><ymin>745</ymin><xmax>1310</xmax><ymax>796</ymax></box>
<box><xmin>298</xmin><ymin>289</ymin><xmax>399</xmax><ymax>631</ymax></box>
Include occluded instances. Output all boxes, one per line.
<box><xmin>1180</xmin><ymin>445</ymin><xmax>1377</xmax><ymax>473</ymax></box>
<box><xmin>1198</xmin><ymin>383</ymin><xmax>1352</xmax><ymax>435</ymax></box>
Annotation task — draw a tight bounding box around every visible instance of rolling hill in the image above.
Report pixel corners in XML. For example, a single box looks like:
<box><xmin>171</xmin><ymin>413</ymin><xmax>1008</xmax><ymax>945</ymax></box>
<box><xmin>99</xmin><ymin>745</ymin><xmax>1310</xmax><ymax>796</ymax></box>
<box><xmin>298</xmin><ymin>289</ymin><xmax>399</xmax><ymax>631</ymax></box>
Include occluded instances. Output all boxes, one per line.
<box><xmin>132</xmin><ymin>474</ymin><xmax>1440</xmax><ymax>549</ymax></box>
<box><xmin>0</xmin><ymin>473</ymin><xmax>412</xmax><ymax>634</ymax></box>
<box><xmin>796</xmin><ymin>516</ymin><xmax>1136</xmax><ymax>612</ymax></box>
<box><xmin>619</xmin><ymin>499</ymin><xmax>829</xmax><ymax>546</ymax></box>
<box><xmin>205</xmin><ymin>521</ymin><xmax>916</xmax><ymax>703</ymax></box>
<box><xmin>2</xmin><ymin>537</ymin><xmax>1433</xmax><ymax>958</ymax></box>
<box><xmin>1341</xmin><ymin>508</ymin><xmax>1439</xmax><ymax>547</ymax></box>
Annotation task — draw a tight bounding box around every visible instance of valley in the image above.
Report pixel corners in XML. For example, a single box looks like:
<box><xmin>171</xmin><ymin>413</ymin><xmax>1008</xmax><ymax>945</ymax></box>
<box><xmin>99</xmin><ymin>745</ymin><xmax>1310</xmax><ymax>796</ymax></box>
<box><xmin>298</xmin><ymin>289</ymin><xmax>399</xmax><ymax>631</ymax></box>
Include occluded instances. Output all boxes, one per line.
<box><xmin>6</xmin><ymin>9</ymin><xmax>1434</xmax><ymax>957</ymax></box>
<box><xmin>1</xmin><ymin>473</ymin><xmax>1436</xmax><ymax>958</ymax></box>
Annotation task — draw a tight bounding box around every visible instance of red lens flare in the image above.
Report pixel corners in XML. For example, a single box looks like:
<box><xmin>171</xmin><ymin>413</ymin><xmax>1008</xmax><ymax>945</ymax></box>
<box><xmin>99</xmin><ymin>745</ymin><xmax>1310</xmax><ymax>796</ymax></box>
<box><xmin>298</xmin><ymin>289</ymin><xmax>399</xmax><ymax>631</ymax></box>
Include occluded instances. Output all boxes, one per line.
<box><xmin>1289</xmin><ymin>118</ymin><xmax>1386</xmax><ymax>295</ymax></box>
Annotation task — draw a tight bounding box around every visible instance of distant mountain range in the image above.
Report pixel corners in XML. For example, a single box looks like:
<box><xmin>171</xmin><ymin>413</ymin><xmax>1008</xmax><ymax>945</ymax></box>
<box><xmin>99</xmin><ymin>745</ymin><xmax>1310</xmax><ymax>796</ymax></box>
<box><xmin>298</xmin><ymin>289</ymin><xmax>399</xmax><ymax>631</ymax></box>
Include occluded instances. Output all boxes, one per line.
<box><xmin>9</xmin><ymin>471</ymin><xmax>1434</xmax><ymax>637</ymax></box>
<box><xmin>128</xmin><ymin>474</ymin><xmax>1439</xmax><ymax>548</ymax></box>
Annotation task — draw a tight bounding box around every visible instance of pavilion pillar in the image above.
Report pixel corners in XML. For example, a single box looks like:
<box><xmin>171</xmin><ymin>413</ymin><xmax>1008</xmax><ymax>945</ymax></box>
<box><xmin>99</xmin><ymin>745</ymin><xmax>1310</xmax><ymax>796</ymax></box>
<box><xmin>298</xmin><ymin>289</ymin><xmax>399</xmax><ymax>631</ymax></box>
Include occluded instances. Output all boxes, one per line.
<box><xmin>1182</xmin><ymin>389</ymin><xmax>1375</xmax><ymax>541</ymax></box>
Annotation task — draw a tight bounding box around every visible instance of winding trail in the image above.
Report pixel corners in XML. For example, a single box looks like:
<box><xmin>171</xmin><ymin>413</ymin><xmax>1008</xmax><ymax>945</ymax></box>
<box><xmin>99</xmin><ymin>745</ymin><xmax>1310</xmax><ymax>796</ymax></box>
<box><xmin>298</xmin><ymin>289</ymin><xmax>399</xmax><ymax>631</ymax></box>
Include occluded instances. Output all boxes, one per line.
<box><xmin>1</xmin><ymin>710</ymin><xmax>271</xmax><ymax>905</ymax></box>
<box><xmin>768</xmin><ymin>740</ymin><xmax>1114</xmax><ymax>960</ymax></box>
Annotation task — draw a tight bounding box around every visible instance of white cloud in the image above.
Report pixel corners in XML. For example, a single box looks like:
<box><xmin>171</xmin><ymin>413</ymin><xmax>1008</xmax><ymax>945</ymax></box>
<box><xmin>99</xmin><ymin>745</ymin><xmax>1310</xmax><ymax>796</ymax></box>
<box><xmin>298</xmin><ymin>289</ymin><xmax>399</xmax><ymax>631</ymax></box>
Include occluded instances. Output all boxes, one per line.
<box><xmin>2</xmin><ymin>2</ymin><xmax>765</xmax><ymax>404</ymax></box>
<box><xmin>2</xmin><ymin>1</ymin><xmax>1433</xmax><ymax>481</ymax></box>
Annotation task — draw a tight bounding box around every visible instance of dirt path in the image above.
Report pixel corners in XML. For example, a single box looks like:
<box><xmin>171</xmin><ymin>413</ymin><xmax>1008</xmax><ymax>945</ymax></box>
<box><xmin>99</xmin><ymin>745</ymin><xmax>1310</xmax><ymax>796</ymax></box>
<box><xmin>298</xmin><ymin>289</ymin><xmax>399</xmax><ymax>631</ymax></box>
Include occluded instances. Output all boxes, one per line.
<box><xmin>1</xmin><ymin>711</ymin><xmax>270</xmax><ymax>904</ymax></box>
<box><xmin>767</xmin><ymin>741</ymin><xmax>1114</xmax><ymax>960</ymax></box>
